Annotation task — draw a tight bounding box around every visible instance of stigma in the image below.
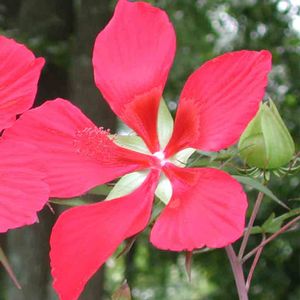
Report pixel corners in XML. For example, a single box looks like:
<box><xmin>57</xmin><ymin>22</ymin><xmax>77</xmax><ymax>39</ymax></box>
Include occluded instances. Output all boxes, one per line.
<box><xmin>153</xmin><ymin>151</ymin><xmax>167</xmax><ymax>167</ymax></box>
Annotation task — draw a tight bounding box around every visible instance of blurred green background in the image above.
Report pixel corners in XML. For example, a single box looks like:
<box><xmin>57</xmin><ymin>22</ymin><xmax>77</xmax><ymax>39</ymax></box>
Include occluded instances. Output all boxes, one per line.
<box><xmin>0</xmin><ymin>0</ymin><xmax>300</xmax><ymax>299</ymax></box>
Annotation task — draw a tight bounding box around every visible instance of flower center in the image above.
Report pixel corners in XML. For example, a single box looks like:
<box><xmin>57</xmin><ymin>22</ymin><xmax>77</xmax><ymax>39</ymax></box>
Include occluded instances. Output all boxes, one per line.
<box><xmin>153</xmin><ymin>151</ymin><xmax>167</xmax><ymax>167</ymax></box>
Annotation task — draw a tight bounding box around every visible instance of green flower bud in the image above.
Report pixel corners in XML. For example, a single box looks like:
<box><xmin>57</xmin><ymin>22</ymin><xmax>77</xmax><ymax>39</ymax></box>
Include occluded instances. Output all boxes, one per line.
<box><xmin>238</xmin><ymin>100</ymin><xmax>295</xmax><ymax>169</ymax></box>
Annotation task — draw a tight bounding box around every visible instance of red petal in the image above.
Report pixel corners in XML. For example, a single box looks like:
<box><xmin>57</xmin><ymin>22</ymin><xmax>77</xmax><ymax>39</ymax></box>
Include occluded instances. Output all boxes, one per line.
<box><xmin>3</xmin><ymin>99</ymin><xmax>152</xmax><ymax>198</ymax></box>
<box><xmin>93</xmin><ymin>0</ymin><xmax>176</xmax><ymax>152</ymax></box>
<box><xmin>150</xmin><ymin>164</ymin><xmax>247</xmax><ymax>251</ymax></box>
<box><xmin>0</xmin><ymin>140</ymin><xmax>49</xmax><ymax>232</ymax></box>
<box><xmin>0</xmin><ymin>36</ymin><xmax>45</xmax><ymax>131</ymax></box>
<box><xmin>50</xmin><ymin>170</ymin><xmax>159</xmax><ymax>300</ymax></box>
<box><xmin>165</xmin><ymin>50</ymin><xmax>272</xmax><ymax>157</ymax></box>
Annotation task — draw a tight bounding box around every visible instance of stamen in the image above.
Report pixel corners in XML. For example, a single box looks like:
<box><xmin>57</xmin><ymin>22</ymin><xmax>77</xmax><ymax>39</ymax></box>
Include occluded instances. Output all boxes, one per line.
<box><xmin>73</xmin><ymin>127</ymin><xmax>115</xmax><ymax>164</ymax></box>
<box><xmin>74</xmin><ymin>127</ymin><xmax>152</xmax><ymax>169</ymax></box>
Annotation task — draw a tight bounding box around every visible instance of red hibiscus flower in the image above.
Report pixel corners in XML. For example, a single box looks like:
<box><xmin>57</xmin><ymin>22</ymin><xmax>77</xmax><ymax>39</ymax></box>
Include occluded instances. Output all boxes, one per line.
<box><xmin>3</xmin><ymin>0</ymin><xmax>271</xmax><ymax>299</ymax></box>
<box><xmin>0</xmin><ymin>36</ymin><xmax>49</xmax><ymax>232</ymax></box>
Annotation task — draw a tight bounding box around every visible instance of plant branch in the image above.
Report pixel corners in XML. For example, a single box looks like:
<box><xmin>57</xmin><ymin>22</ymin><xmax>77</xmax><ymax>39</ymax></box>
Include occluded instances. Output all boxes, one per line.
<box><xmin>238</xmin><ymin>191</ymin><xmax>264</xmax><ymax>260</ymax></box>
<box><xmin>243</xmin><ymin>214</ymin><xmax>300</xmax><ymax>263</ymax></box>
<box><xmin>245</xmin><ymin>234</ymin><xmax>266</xmax><ymax>291</ymax></box>
<box><xmin>225</xmin><ymin>245</ymin><xmax>248</xmax><ymax>300</ymax></box>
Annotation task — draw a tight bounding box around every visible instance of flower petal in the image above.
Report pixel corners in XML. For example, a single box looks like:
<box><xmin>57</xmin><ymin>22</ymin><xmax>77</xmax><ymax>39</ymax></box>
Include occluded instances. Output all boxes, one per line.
<box><xmin>50</xmin><ymin>170</ymin><xmax>159</xmax><ymax>300</ymax></box>
<box><xmin>150</xmin><ymin>164</ymin><xmax>247</xmax><ymax>251</ymax></box>
<box><xmin>0</xmin><ymin>140</ymin><xmax>49</xmax><ymax>232</ymax></box>
<box><xmin>165</xmin><ymin>50</ymin><xmax>272</xmax><ymax>157</ymax></box>
<box><xmin>93</xmin><ymin>0</ymin><xmax>176</xmax><ymax>152</ymax></box>
<box><xmin>3</xmin><ymin>99</ymin><xmax>152</xmax><ymax>198</ymax></box>
<box><xmin>0</xmin><ymin>35</ymin><xmax>45</xmax><ymax>131</ymax></box>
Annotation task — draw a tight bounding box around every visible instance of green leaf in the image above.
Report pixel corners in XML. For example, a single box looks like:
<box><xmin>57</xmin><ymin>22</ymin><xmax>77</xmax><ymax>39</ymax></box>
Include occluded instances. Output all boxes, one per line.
<box><xmin>250</xmin><ymin>225</ymin><xmax>263</xmax><ymax>235</ymax></box>
<box><xmin>233</xmin><ymin>175</ymin><xmax>289</xmax><ymax>210</ymax></box>
<box><xmin>186</xmin><ymin>149</ymin><xmax>237</xmax><ymax>167</ymax></box>
<box><xmin>50</xmin><ymin>185</ymin><xmax>113</xmax><ymax>206</ymax></box>
<box><xmin>197</xmin><ymin>150</ymin><xmax>219</xmax><ymax>159</ymax></box>
<box><xmin>50</xmin><ymin>198</ymin><xmax>91</xmax><ymax>207</ymax></box>
<box><xmin>262</xmin><ymin>213</ymin><xmax>283</xmax><ymax>233</ymax></box>
<box><xmin>271</xmin><ymin>208</ymin><xmax>300</xmax><ymax>224</ymax></box>
<box><xmin>106</xmin><ymin>171</ymin><xmax>148</xmax><ymax>200</ymax></box>
<box><xmin>157</xmin><ymin>98</ymin><xmax>174</xmax><ymax>149</ymax></box>
<box><xmin>252</xmin><ymin>208</ymin><xmax>300</xmax><ymax>234</ymax></box>
<box><xmin>89</xmin><ymin>184</ymin><xmax>112</xmax><ymax>195</ymax></box>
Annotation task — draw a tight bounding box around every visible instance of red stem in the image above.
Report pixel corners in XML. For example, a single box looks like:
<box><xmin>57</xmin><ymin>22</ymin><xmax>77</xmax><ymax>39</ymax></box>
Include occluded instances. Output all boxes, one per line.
<box><xmin>238</xmin><ymin>191</ymin><xmax>264</xmax><ymax>260</ymax></box>
<box><xmin>245</xmin><ymin>234</ymin><xmax>266</xmax><ymax>291</ymax></box>
<box><xmin>225</xmin><ymin>245</ymin><xmax>248</xmax><ymax>300</ymax></box>
<box><xmin>243</xmin><ymin>214</ymin><xmax>300</xmax><ymax>263</ymax></box>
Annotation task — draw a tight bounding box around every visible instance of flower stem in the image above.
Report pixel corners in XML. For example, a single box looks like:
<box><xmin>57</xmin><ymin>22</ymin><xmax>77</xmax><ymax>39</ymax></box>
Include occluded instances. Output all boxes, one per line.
<box><xmin>245</xmin><ymin>234</ymin><xmax>266</xmax><ymax>291</ymax></box>
<box><xmin>225</xmin><ymin>245</ymin><xmax>248</xmax><ymax>300</ymax></box>
<box><xmin>242</xmin><ymin>214</ymin><xmax>300</xmax><ymax>263</ymax></box>
<box><xmin>238</xmin><ymin>191</ymin><xmax>264</xmax><ymax>260</ymax></box>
